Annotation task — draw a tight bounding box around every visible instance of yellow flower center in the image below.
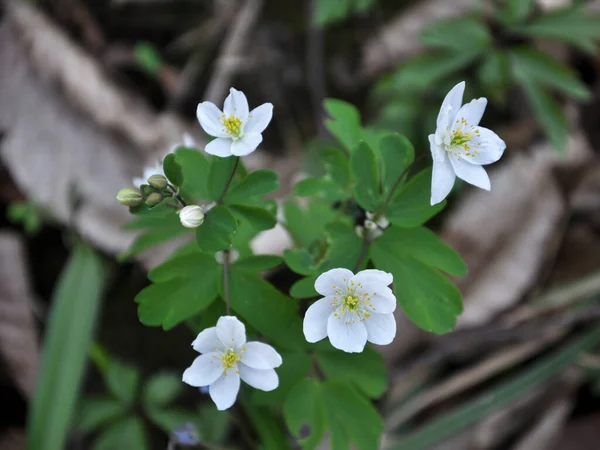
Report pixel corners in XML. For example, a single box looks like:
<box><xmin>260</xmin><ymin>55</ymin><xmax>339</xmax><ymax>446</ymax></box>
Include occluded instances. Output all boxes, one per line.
<box><xmin>221</xmin><ymin>115</ymin><xmax>243</xmax><ymax>138</ymax></box>
<box><xmin>221</xmin><ymin>349</ymin><xmax>240</xmax><ymax>370</ymax></box>
<box><xmin>447</xmin><ymin>118</ymin><xmax>481</xmax><ymax>157</ymax></box>
<box><xmin>343</xmin><ymin>295</ymin><xmax>360</xmax><ymax>312</ymax></box>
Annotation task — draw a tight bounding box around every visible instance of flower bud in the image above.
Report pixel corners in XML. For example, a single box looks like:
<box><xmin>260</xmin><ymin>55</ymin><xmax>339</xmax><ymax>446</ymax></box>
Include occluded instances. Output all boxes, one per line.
<box><xmin>145</xmin><ymin>192</ymin><xmax>163</xmax><ymax>207</ymax></box>
<box><xmin>141</xmin><ymin>184</ymin><xmax>153</xmax><ymax>196</ymax></box>
<box><xmin>148</xmin><ymin>174</ymin><xmax>168</xmax><ymax>190</ymax></box>
<box><xmin>179</xmin><ymin>205</ymin><xmax>205</xmax><ymax>228</ymax></box>
<box><xmin>116</xmin><ymin>187</ymin><xmax>143</xmax><ymax>207</ymax></box>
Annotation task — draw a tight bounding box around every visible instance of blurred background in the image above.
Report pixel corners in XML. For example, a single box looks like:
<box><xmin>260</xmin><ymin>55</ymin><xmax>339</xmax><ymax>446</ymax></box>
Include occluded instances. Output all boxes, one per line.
<box><xmin>2</xmin><ymin>0</ymin><xmax>600</xmax><ymax>449</ymax></box>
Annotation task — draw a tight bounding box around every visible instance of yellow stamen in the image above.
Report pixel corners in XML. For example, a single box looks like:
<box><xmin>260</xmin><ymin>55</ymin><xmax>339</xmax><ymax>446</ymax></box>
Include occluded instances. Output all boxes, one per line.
<box><xmin>221</xmin><ymin>349</ymin><xmax>240</xmax><ymax>370</ymax></box>
<box><xmin>221</xmin><ymin>115</ymin><xmax>243</xmax><ymax>138</ymax></box>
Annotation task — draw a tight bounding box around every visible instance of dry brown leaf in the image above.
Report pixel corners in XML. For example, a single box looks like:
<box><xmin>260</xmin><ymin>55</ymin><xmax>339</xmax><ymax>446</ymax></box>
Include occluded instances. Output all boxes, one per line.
<box><xmin>0</xmin><ymin>232</ymin><xmax>39</xmax><ymax>398</ymax></box>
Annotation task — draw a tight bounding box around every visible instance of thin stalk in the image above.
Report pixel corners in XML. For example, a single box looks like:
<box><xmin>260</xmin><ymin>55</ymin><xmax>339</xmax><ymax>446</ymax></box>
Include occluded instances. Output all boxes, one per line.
<box><xmin>167</xmin><ymin>184</ymin><xmax>188</xmax><ymax>207</ymax></box>
<box><xmin>353</xmin><ymin>234</ymin><xmax>371</xmax><ymax>273</ymax></box>
<box><xmin>216</xmin><ymin>157</ymin><xmax>240</xmax><ymax>205</ymax></box>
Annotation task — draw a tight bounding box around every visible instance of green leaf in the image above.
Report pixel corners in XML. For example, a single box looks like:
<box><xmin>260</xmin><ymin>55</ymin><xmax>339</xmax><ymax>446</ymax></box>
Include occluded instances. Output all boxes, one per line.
<box><xmin>371</xmin><ymin>227</ymin><xmax>465</xmax><ymax>333</ymax></box>
<box><xmin>77</xmin><ymin>397</ymin><xmax>125</xmax><ymax>433</ymax></box>
<box><xmin>502</xmin><ymin>0</ymin><xmax>535</xmax><ymax>24</ymax></box>
<box><xmin>196</xmin><ymin>206</ymin><xmax>237</xmax><ymax>252</ymax></box>
<box><xmin>290</xmin><ymin>276</ymin><xmax>318</xmax><ymax>299</ymax></box>
<box><xmin>92</xmin><ymin>416</ymin><xmax>148</xmax><ymax>450</ymax></box>
<box><xmin>284</xmin><ymin>249</ymin><xmax>318</xmax><ymax>276</ymax></box>
<box><xmin>229</xmin><ymin>204</ymin><xmax>276</xmax><ymax>231</ymax></box>
<box><xmin>134</xmin><ymin>42</ymin><xmax>163</xmax><ymax>75</ymax></box>
<box><xmin>163</xmin><ymin>153</ymin><xmax>184</xmax><ymax>187</ymax></box>
<box><xmin>232</xmin><ymin>255</ymin><xmax>283</xmax><ymax>273</ymax></box>
<box><xmin>105</xmin><ymin>361</ymin><xmax>140</xmax><ymax>407</ymax></box>
<box><xmin>519</xmin><ymin>7</ymin><xmax>600</xmax><ymax>53</ymax></box>
<box><xmin>283</xmin><ymin>199</ymin><xmax>336</xmax><ymax>248</ymax></box>
<box><xmin>324</xmin><ymin>99</ymin><xmax>362</xmax><ymax>151</ymax></box>
<box><xmin>253</xmin><ymin>351</ymin><xmax>312</xmax><ymax>405</ymax></box>
<box><xmin>136</xmin><ymin>253</ymin><xmax>221</xmax><ymax>329</ymax></box>
<box><xmin>228</xmin><ymin>266</ymin><xmax>305</xmax><ymax>349</ymax></box>
<box><xmin>244</xmin><ymin>401</ymin><xmax>292</xmax><ymax>450</ymax></box>
<box><xmin>314</xmin><ymin>0</ymin><xmax>351</xmax><ymax>27</ymax></box>
<box><xmin>142</xmin><ymin>373</ymin><xmax>182</xmax><ymax>408</ymax></box>
<box><xmin>386</xmin><ymin>168</ymin><xmax>446</xmax><ymax>227</ymax></box>
<box><xmin>316</xmin><ymin>346</ymin><xmax>387</xmax><ymax>398</ymax></box>
<box><xmin>176</xmin><ymin>148</ymin><xmax>210</xmax><ymax>199</ymax></box>
<box><xmin>389</xmin><ymin>323</ymin><xmax>600</xmax><ymax>449</ymax></box>
<box><xmin>379</xmin><ymin>133</ymin><xmax>415</xmax><ymax>196</ymax></box>
<box><xmin>510</xmin><ymin>47</ymin><xmax>591</xmax><ymax>101</ymax></box>
<box><xmin>284</xmin><ymin>379</ymin><xmax>326</xmax><ymax>450</ymax></box>
<box><xmin>420</xmin><ymin>17</ymin><xmax>491</xmax><ymax>52</ymax></box>
<box><xmin>207</xmin><ymin>156</ymin><xmax>238</xmax><ymax>201</ymax></box>
<box><xmin>27</xmin><ymin>244</ymin><xmax>106</xmax><ymax>450</ymax></box>
<box><xmin>224</xmin><ymin>169</ymin><xmax>279</xmax><ymax>204</ymax></box>
<box><xmin>351</xmin><ymin>141</ymin><xmax>381</xmax><ymax>211</ymax></box>
<box><xmin>294</xmin><ymin>176</ymin><xmax>346</xmax><ymax>202</ymax></box>
<box><xmin>511</xmin><ymin>55</ymin><xmax>568</xmax><ymax>152</ymax></box>
<box><xmin>319</xmin><ymin>223</ymin><xmax>363</xmax><ymax>272</ymax></box>
<box><xmin>393</xmin><ymin>51</ymin><xmax>481</xmax><ymax>93</ymax></box>
<box><xmin>122</xmin><ymin>203</ymin><xmax>180</xmax><ymax>230</ymax></box>
<box><xmin>322</xmin><ymin>147</ymin><xmax>351</xmax><ymax>189</ymax></box>
<box><xmin>322</xmin><ymin>381</ymin><xmax>384</xmax><ymax>450</ymax></box>
<box><xmin>477</xmin><ymin>50</ymin><xmax>511</xmax><ymax>103</ymax></box>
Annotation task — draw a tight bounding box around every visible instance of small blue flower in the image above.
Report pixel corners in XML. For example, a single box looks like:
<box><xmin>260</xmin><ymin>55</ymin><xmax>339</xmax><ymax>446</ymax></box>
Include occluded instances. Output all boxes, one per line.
<box><xmin>171</xmin><ymin>423</ymin><xmax>200</xmax><ymax>446</ymax></box>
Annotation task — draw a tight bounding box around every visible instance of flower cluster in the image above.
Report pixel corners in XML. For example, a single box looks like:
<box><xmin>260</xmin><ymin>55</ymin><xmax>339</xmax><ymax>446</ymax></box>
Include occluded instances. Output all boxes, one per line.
<box><xmin>118</xmin><ymin>83</ymin><xmax>506</xmax><ymax>411</ymax></box>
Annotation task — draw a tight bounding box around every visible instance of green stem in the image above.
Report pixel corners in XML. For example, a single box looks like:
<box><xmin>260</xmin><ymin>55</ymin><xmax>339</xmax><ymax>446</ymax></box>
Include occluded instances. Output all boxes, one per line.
<box><xmin>352</xmin><ymin>234</ymin><xmax>371</xmax><ymax>273</ymax></box>
<box><xmin>373</xmin><ymin>153</ymin><xmax>426</xmax><ymax>220</ymax></box>
<box><xmin>216</xmin><ymin>157</ymin><xmax>240</xmax><ymax>205</ymax></box>
<box><xmin>167</xmin><ymin>184</ymin><xmax>188</xmax><ymax>207</ymax></box>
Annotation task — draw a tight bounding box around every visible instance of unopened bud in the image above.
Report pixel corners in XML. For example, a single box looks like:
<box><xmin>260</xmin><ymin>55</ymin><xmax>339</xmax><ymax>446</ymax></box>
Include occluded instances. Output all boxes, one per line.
<box><xmin>179</xmin><ymin>205</ymin><xmax>205</xmax><ymax>228</ymax></box>
<box><xmin>145</xmin><ymin>192</ymin><xmax>163</xmax><ymax>207</ymax></box>
<box><xmin>141</xmin><ymin>184</ymin><xmax>153</xmax><ymax>196</ymax></box>
<box><xmin>117</xmin><ymin>187</ymin><xmax>143</xmax><ymax>207</ymax></box>
<box><xmin>148</xmin><ymin>174</ymin><xmax>167</xmax><ymax>190</ymax></box>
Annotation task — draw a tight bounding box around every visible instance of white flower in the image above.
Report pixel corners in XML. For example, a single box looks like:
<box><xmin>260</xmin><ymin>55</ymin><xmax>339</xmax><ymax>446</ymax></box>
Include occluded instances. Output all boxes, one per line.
<box><xmin>430</xmin><ymin>81</ymin><xmax>506</xmax><ymax>206</ymax></box>
<box><xmin>303</xmin><ymin>269</ymin><xmax>397</xmax><ymax>353</ymax></box>
<box><xmin>178</xmin><ymin>205</ymin><xmax>205</xmax><ymax>228</ymax></box>
<box><xmin>183</xmin><ymin>316</ymin><xmax>282</xmax><ymax>410</ymax></box>
<box><xmin>197</xmin><ymin>88</ymin><xmax>273</xmax><ymax>157</ymax></box>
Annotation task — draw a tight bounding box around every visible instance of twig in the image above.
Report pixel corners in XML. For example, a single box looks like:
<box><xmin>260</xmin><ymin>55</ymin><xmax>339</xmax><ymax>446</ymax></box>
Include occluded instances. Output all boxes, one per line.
<box><xmin>167</xmin><ymin>184</ymin><xmax>187</xmax><ymax>207</ymax></box>
<box><xmin>216</xmin><ymin>157</ymin><xmax>240</xmax><ymax>205</ymax></box>
<box><xmin>204</xmin><ymin>0</ymin><xmax>264</xmax><ymax>103</ymax></box>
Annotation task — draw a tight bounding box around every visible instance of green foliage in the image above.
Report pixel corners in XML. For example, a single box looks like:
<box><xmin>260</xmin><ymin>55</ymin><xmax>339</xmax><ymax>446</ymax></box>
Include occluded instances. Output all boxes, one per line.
<box><xmin>207</xmin><ymin>156</ymin><xmax>238</xmax><ymax>201</ymax></box>
<box><xmin>284</xmin><ymin>379</ymin><xmax>384</xmax><ymax>450</ymax></box>
<box><xmin>163</xmin><ymin>153</ymin><xmax>184</xmax><ymax>187</ymax></box>
<box><xmin>224</xmin><ymin>169</ymin><xmax>279</xmax><ymax>204</ymax></box>
<box><xmin>371</xmin><ymin>227</ymin><xmax>466</xmax><ymax>333</ymax></box>
<box><xmin>7</xmin><ymin>201</ymin><xmax>45</xmax><ymax>235</ymax></box>
<box><xmin>134</xmin><ymin>42</ymin><xmax>163</xmax><ymax>75</ymax></box>
<box><xmin>324</xmin><ymin>99</ymin><xmax>362</xmax><ymax>151</ymax></box>
<box><xmin>420</xmin><ymin>16</ymin><xmax>492</xmax><ymax>52</ymax></box>
<box><xmin>351</xmin><ymin>141</ymin><xmax>381</xmax><ymax>211</ymax></box>
<box><xmin>314</xmin><ymin>0</ymin><xmax>374</xmax><ymax>27</ymax></box>
<box><xmin>77</xmin><ymin>398</ymin><xmax>125</xmax><ymax>433</ymax></box>
<box><xmin>136</xmin><ymin>252</ymin><xmax>221</xmax><ymax>329</ymax></box>
<box><xmin>176</xmin><ymin>148</ymin><xmax>210</xmax><ymax>199</ymax></box>
<box><xmin>92</xmin><ymin>417</ymin><xmax>148</xmax><ymax>450</ymax></box>
<box><xmin>28</xmin><ymin>244</ymin><xmax>106</xmax><ymax>450</ymax></box>
<box><xmin>105</xmin><ymin>361</ymin><xmax>140</xmax><ymax>406</ymax></box>
<box><xmin>196</xmin><ymin>206</ymin><xmax>237</xmax><ymax>252</ymax></box>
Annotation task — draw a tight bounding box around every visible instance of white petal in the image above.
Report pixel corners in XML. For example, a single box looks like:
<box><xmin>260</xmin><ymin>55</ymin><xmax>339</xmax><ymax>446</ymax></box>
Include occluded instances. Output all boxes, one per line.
<box><xmin>209</xmin><ymin>372</ymin><xmax>240</xmax><ymax>410</ymax></box>
<box><xmin>303</xmin><ymin>297</ymin><xmax>336</xmax><ymax>343</ymax></box>
<box><xmin>314</xmin><ymin>268</ymin><xmax>353</xmax><ymax>296</ymax></box>
<box><xmin>451</xmin><ymin>97</ymin><xmax>487</xmax><ymax>131</ymax></box>
<box><xmin>241</xmin><ymin>342</ymin><xmax>282</xmax><ymax>369</ymax></box>
<box><xmin>192</xmin><ymin>327</ymin><xmax>223</xmax><ymax>354</ymax></box>
<box><xmin>205</xmin><ymin>137</ymin><xmax>233</xmax><ymax>157</ymax></box>
<box><xmin>216</xmin><ymin>316</ymin><xmax>246</xmax><ymax>349</ymax></box>
<box><xmin>231</xmin><ymin>133</ymin><xmax>262</xmax><ymax>156</ymax></box>
<box><xmin>239</xmin><ymin>365</ymin><xmax>279</xmax><ymax>391</ymax></box>
<box><xmin>350</xmin><ymin>269</ymin><xmax>393</xmax><ymax>287</ymax></box>
<box><xmin>182</xmin><ymin>353</ymin><xmax>223</xmax><ymax>387</ymax></box>
<box><xmin>327</xmin><ymin>312</ymin><xmax>368</xmax><ymax>353</ymax></box>
<box><xmin>430</xmin><ymin>151</ymin><xmax>456</xmax><ymax>205</ymax></box>
<box><xmin>223</xmin><ymin>88</ymin><xmax>249</xmax><ymax>122</ymax></box>
<box><xmin>197</xmin><ymin>102</ymin><xmax>228</xmax><ymax>138</ymax></box>
<box><xmin>449</xmin><ymin>155</ymin><xmax>490</xmax><ymax>190</ymax></box>
<box><xmin>462</xmin><ymin>127</ymin><xmax>506</xmax><ymax>165</ymax></box>
<box><xmin>364</xmin><ymin>313</ymin><xmax>396</xmax><ymax>346</ymax></box>
<box><xmin>245</xmin><ymin>103</ymin><xmax>273</xmax><ymax>134</ymax></box>
<box><xmin>437</xmin><ymin>81</ymin><xmax>465</xmax><ymax>131</ymax></box>
<box><xmin>356</xmin><ymin>283</ymin><xmax>397</xmax><ymax>314</ymax></box>
<box><xmin>429</xmin><ymin>134</ymin><xmax>445</xmax><ymax>163</ymax></box>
